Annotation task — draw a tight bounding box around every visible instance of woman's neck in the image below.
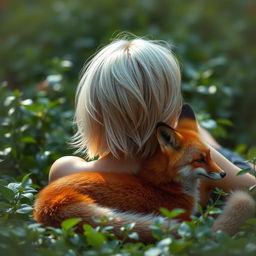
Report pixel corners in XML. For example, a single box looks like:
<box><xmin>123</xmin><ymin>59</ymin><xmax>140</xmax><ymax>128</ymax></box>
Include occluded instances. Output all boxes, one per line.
<box><xmin>95</xmin><ymin>154</ymin><xmax>142</xmax><ymax>174</ymax></box>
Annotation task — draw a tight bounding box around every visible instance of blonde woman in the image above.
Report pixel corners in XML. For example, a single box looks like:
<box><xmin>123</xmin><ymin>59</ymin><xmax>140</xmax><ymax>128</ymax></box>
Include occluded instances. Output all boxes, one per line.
<box><xmin>49</xmin><ymin>36</ymin><xmax>255</xmax><ymax>212</ymax></box>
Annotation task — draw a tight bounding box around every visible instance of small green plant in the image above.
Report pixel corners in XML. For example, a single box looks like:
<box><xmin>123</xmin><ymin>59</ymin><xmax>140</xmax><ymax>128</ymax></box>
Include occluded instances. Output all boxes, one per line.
<box><xmin>0</xmin><ymin>173</ymin><xmax>36</xmax><ymax>223</ymax></box>
<box><xmin>236</xmin><ymin>150</ymin><xmax>256</xmax><ymax>192</ymax></box>
<box><xmin>0</xmin><ymin>83</ymin><xmax>74</xmax><ymax>185</ymax></box>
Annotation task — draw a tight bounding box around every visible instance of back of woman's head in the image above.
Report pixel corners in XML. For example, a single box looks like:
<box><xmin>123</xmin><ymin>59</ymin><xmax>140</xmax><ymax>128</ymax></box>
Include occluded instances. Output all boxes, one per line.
<box><xmin>72</xmin><ymin>36</ymin><xmax>182</xmax><ymax>159</ymax></box>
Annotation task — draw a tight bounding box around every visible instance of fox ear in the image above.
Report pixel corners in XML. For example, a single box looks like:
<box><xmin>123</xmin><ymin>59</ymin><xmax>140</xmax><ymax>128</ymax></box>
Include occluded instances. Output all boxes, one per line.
<box><xmin>177</xmin><ymin>103</ymin><xmax>198</xmax><ymax>132</ymax></box>
<box><xmin>156</xmin><ymin>122</ymin><xmax>182</xmax><ymax>151</ymax></box>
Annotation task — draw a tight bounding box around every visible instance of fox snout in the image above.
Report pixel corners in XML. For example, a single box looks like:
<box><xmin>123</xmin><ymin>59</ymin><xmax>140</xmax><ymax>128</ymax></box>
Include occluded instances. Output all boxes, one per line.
<box><xmin>195</xmin><ymin>168</ymin><xmax>226</xmax><ymax>180</ymax></box>
<box><xmin>206</xmin><ymin>160</ymin><xmax>226</xmax><ymax>180</ymax></box>
<box><xmin>220</xmin><ymin>171</ymin><xmax>226</xmax><ymax>178</ymax></box>
<box><xmin>207</xmin><ymin>170</ymin><xmax>226</xmax><ymax>180</ymax></box>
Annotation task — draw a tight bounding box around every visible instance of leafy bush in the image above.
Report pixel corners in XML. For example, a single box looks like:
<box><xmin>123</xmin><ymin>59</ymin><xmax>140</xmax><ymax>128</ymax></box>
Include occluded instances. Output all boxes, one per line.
<box><xmin>1</xmin><ymin>0</ymin><xmax>256</xmax><ymax>146</ymax></box>
<box><xmin>0</xmin><ymin>82</ymin><xmax>73</xmax><ymax>185</ymax></box>
<box><xmin>1</xmin><ymin>0</ymin><xmax>256</xmax><ymax>255</ymax></box>
<box><xmin>1</xmin><ymin>173</ymin><xmax>256</xmax><ymax>256</ymax></box>
<box><xmin>0</xmin><ymin>83</ymin><xmax>256</xmax><ymax>255</ymax></box>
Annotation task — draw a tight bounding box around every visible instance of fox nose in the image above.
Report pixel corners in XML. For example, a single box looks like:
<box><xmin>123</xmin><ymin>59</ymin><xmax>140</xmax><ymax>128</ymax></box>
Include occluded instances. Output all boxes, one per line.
<box><xmin>220</xmin><ymin>171</ymin><xmax>226</xmax><ymax>178</ymax></box>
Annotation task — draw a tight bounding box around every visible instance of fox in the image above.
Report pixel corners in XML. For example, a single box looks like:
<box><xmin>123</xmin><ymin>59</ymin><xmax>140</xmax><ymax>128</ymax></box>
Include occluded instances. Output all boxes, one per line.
<box><xmin>33</xmin><ymin>104</ymin><xmax>255</xmax><ymax>242</ymax></box>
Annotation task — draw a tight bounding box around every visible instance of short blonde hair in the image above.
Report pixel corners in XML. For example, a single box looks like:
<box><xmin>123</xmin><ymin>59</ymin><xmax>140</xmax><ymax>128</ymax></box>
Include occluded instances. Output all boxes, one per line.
<box><xmin>72</xmin><ymin>36</ymin><xmax>182</xmax><ymax>159</ymax></box>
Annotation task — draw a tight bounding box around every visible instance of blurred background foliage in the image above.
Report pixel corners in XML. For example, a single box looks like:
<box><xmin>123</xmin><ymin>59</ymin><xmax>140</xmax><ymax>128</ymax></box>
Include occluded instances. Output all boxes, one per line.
<box><xmin>0</xmin><ymin>0</ymin><xmax>256</xmax><ymax>177</ymax></box>
<box><xmin>1</xmin><ymin>1</ymin><xmax>256</xmax><ymax>254</ymax></box>
<box><xmin>1</xmin><ymin>0</ymin><xmax>256</xmax><ymax>149</ymax></box>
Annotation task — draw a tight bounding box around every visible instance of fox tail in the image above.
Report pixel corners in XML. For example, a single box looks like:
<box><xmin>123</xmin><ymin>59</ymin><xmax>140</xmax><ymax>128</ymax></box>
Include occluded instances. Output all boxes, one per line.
<box><xmin>35</xmin><ymin>190</ymin><xmax>255</xmax><ymax>241</ymax></box>
<box><xmin>212</xmin><ymin>190</ymin><xmax>256</xmax><ymax>235</ymax></box>
<box><xmin>50</xmin><ymin>202</ymin><xmax>178</xmax><ymax>242</ymax></box>
<box><xmin>76</xmin><ymin>191</ymin><xmax>255</xmax><ymax>240</ymax></box>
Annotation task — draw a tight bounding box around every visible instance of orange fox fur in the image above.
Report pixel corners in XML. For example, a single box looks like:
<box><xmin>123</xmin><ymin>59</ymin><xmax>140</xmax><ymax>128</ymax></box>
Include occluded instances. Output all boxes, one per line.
<box><xmin>34</xmin><ymin>104</ymin><xmax>255</xmax><ymax>242</ymax></box>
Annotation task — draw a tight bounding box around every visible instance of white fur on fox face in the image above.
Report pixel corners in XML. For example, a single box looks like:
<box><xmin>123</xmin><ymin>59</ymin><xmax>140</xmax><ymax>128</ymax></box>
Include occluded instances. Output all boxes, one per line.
<box><xmin>194</xmin><ymin>167</ymin><xmax>222</xmax><ymax>180</ymax></box>
<box><xmin>177</xmin><ymin>166</ymin><xmax>199</xmax><ymax>204</ymax></box>
<box><xmin>178</xmin><ymin>166</ymin><xmax>223</xmax><ymax>180</ymax></box>
<box><xmin>178</xmin><ymin>166</ymin><xmax>194</xmax><ymax>178</ymax></box>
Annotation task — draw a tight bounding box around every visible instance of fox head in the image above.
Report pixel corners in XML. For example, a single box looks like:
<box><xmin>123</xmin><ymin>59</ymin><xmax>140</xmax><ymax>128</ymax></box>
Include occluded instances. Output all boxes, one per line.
<box><xmin>155</xmin><ymin>104</ymin><xmax>226</xmax><ymax>183</ymax></box>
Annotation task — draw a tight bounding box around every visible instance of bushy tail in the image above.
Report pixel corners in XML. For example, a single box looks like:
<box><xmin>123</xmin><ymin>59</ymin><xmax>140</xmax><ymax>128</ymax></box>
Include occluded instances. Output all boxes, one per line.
<box><xmin>34</xmin><ymin>189</ymin><xmax>255</xmax><ymax>242</ymax></box>
<box><xmin>46</xmin><ymin>201</ymin><xmax>177</xmax><ymax>242</ymax></box>
<box><xmin>212</xmin><ymin>190</ymin><xmax>256</xmax><ymax>235</ymax></box>
<box><xmin>80</xmin><ymin>191</ymin><xmax>255</xmax><ymax>240</ymax></box>
<box><xmin>33</xmin><ymin>187</ymin><xmax>176</xmax><ymax>242</ymax></box>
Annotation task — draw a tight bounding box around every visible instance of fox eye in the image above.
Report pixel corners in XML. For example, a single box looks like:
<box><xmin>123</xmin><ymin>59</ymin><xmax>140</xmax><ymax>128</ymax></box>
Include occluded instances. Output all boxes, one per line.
<box><xmin>193</xmin><ymin>158</ymin><xmax>206</xmax><ymax>164</ymax></box>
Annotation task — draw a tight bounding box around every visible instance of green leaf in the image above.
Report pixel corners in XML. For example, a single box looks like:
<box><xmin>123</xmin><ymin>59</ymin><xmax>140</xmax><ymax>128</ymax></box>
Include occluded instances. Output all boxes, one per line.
<box><xmin>0</xmin><ymin>185</ymin><xmax>15</xmax><ymax>201</ymax></box>
<box><xmin>170</xmin><ymin>240</ymin><xmax>193</xmax><ymax>254</ymax></box>
<box><xmin>236</xmin><ymin>168</ymin><xmax>251</xmax><ymax>176</ymax></box>
<box><xmin>21</xmin><ymin>193</ymin><xmax>34</xmax><ymax>200</ymax></box>
<box><xmin>7</xmin><ymin>182</ymin><xmax>22</xmax><ymax>194</ymax></box>
<box><xmin>213</xmin><ymin>188</ymin><xmax>228</xmax><ymax>196</ymax></box>
<box><xmin>21</xmin><ymin>99</ymin><xmax>33</xmax><ymax>106</ymax></box>
<box><xmin>247</xmin><ymin>147</ymin><xmax>256</xmax><ymax>160</ymax></box>
<box><xmin>197</xmin><ymin>204</ymin><xmax>203</xmax><ymax>215</ymax></box>
<box><xmin>160</xmin><ymin>208</ymin><xmax>185</xmax><ymax>218</ymax></box>
<box><xmin>121</xmin><ymin>222</ymin><xmax>136</xmax><ymax>231</ymax></box>
<box><xmin>21</xmin><ymin>173</ymin><xmax>32</xmax><ymax>186</ymax></box>
<box><xmin>13</xmin><ymin>89</ymin><xmax>21</xmax><ymax>97</ymax></box>
<box><xmin>61</xmin><ymin>218</ymin><xmax>81</xmax><ymax>231</ymax></box>
<box><xmin>86</xmin><ymin>231</ymin><xmax>106</xmax><ymax>248</ymax></box>
<box><xmin>157</xmin><ymin>237</ymin><xmax>172</xmax><ymax>247</ymax></box>
<box><xmin>217</xmin><ymin>119</ymin><xmax>233</xmax><ymax>126</ymax></box>
<box><xmin>83</xmin><ymin>224</ymin><xmax>94</xmax><ymax>233</ymax></box>
<box><xmin>200</xmin><ymin>119</ymin><xmax>217</xmax><ymax>130</ymax></box>
<box><xmin>0</xmin><ymin>147</ymin><xmax>12</xmax><ymax>156</ymax></box>
<box><xmin>4</xmin><ymin>95</ymin><xmax>15</xmax><ymax>106</ymax></box>
<box><xmin>208</xmin><ymin>207</ymin><xmax>222</xmax><ymax>215</ymax></box>
<box><xmin>16</xmin><ymin>204</ymin><xmax>33</xmax><ymax>214</ymax></box>
<box><xmin>145</xmin><ymin>247</ymin><xmax>162</xmax><ymax>256</ymax></box>
<box><xmin>24</xmin><ymin>188</ymin><xmax>37</xmax><ymax>193</ymax></box>
<box><xmin>128</xmin><ymin>232</ymin><xmax>139</xmax><ymax>240</ymax></box>
<box><xmin>69</xmin><ymin>234</ymin><xmax>80</xmax><ymax>245</ymax></box>
<box><xmin>178</xmin><ymin>222</ymin><xmax>192</xmax><ymax>237</ymax></box>
<box><xmin>249</xmin><ymin>184</ymin><xmax>256</xmax><ymax>192</ymax></box>
<box><xmin>21</xmin><ymin>136</ymin><xmax>37</xmax><ymax>143</ymax></box>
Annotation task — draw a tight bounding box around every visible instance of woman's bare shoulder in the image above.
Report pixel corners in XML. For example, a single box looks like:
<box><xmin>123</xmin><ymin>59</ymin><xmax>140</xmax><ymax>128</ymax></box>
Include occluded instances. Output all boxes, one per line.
<box><xmin>48</xmin><ymin>156</ymin><xmax>95</xmax><ymax>183</ymax></box>
<box><xmin>48</xmin><ymin>154</ymin><xmax>141</xmax><ymax>183</ymax></box>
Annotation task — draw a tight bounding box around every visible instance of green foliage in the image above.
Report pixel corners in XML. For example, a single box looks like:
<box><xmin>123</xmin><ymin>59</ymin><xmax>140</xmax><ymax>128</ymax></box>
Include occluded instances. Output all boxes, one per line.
<box><xmin>1</xmin><ymin>0</ymin><xmax>256</xmax><ymax>255</ymax></box>
<box><xmin>1</xmin><ymin>0</ymin><xmax>256</xmax><ymax>147</ymax></box>
<box><xmin>236</xmin><ymin>154</ymin><xmax>256</xmax><ymax>191</ymax></box>
<box><xmin>0</xmin><ymin>82</ymin><xmax>74</xmax><ymax>185</ymax></box>
<box><xmin>1</xmin><ymin>172</ymin><xmax>256</xmax><ymax>255</ymax></box>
